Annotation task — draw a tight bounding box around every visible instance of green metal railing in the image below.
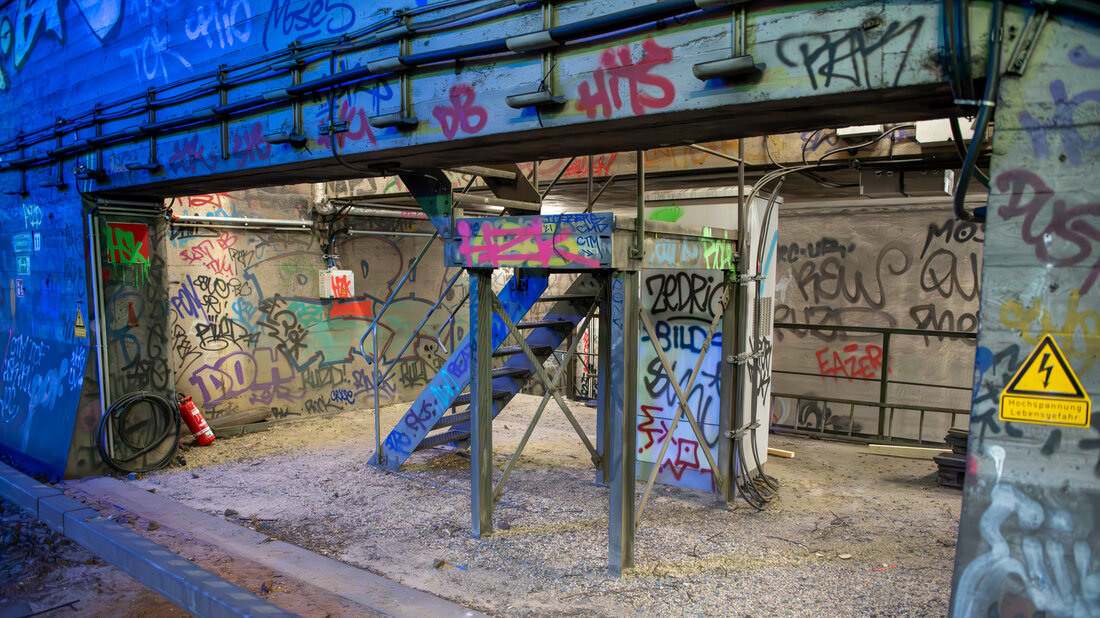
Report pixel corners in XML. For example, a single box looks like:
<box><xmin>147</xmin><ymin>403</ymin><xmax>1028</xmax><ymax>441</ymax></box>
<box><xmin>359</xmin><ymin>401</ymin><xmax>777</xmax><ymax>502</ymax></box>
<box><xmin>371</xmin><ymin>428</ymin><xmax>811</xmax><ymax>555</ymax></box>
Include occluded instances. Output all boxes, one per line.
<box><xmin>770</xmin><ymin>322</ymin><xmax>976</xmax><ymax>445</ymax></box>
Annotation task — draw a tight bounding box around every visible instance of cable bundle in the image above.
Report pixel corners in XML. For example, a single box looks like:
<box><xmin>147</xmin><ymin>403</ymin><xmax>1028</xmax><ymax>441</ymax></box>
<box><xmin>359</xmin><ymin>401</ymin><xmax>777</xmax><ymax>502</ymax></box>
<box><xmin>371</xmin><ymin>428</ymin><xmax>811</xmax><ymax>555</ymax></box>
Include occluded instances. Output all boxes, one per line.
<box><xmin>96</xmin><ymin>392</ymin><xmax>181</xmax><ymax>474</ymax></box>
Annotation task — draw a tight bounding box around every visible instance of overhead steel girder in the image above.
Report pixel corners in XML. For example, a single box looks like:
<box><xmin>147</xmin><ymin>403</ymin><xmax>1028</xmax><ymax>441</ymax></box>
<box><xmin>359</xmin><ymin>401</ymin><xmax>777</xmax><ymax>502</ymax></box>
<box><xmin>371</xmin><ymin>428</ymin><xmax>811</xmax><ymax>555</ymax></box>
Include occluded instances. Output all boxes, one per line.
<box><xmin>0</xmin><ymin>0</ymin><xmax>961</xmax><ymax>197</ymax></box>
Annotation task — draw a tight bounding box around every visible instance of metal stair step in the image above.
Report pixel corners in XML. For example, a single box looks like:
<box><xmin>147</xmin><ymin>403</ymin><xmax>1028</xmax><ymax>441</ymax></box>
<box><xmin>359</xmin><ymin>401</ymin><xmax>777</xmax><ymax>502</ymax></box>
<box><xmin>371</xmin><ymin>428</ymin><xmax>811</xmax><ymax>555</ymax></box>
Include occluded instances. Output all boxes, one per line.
<box><xmin>434</xmin><ymin>409</ymin><xmax>472</xmax><ymax>428</ymax></box>
<box><xmin>517</xmin><ymin>319</ymin><xmax>576</xmax><ymax>329</ymax></box>
<box><xmin>492</xmin><ymin>344</ymin><xmax>553</xmax><ymax>358</ymax></box>
<box><xmin>536</xmin><ymin>294</ymin><xmax>597</xmax><ymax>303</ymax></box>
<box><xmin>452</xmin><ymin>389</ymin><xmax>511</xmax><ymax>406</ymax></box>
<box><xmin>414</xmin><ymin>430</ymin><xmax>470</xmax><ymax>452</ymax></box>
<box><xmin>492</xmin><ymin>366</ymin><xmax>533</xmax><ymax>380</ymax></box>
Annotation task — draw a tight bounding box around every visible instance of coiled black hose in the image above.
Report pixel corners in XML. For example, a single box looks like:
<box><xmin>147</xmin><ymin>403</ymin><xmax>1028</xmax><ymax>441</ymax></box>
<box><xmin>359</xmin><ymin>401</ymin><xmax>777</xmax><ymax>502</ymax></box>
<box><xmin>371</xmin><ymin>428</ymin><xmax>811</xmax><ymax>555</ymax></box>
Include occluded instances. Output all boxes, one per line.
<box><xmin>96</xmin><ymin>392</ymin><xmax>181</xmax><ymax>474</ymax></box>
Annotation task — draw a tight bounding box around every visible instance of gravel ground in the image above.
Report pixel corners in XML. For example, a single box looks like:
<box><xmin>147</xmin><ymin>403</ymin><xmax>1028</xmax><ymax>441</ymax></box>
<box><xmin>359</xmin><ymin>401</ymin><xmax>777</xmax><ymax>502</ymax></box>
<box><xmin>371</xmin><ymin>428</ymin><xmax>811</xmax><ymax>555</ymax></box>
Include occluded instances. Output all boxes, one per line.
<box><xmin>125</xmin><ymin>394</ymin><xmax>962</xmax><ymax>617</ymax></box>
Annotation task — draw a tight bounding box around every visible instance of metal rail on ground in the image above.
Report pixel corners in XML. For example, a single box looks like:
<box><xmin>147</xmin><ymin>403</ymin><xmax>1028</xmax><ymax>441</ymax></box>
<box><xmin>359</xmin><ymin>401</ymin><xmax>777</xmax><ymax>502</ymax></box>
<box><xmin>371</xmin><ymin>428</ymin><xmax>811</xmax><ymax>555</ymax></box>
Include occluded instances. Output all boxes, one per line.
<box><xmin>0</xmin><ymin>462</ymin><xmax>294</xmax><ymax>617</ymax></box>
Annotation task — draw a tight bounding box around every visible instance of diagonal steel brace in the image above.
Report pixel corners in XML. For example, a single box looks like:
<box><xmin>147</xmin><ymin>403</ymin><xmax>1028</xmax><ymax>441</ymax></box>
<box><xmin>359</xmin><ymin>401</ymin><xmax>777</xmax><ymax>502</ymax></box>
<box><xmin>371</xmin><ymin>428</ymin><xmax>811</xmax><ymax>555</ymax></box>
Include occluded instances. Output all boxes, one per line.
<box><xmin>489</xmin><ymin>295</ymin><xmax>601</xmax><ymax>466</ymax></box>
<box><xmin>493</xmin><ymin>291</ymin><xmax>602</xmax><ymax>504</ymax></box>
<box><xmin>635</xmin><ymin>284</ymin><xmax>730</xmax><ymax>525</ymax></box>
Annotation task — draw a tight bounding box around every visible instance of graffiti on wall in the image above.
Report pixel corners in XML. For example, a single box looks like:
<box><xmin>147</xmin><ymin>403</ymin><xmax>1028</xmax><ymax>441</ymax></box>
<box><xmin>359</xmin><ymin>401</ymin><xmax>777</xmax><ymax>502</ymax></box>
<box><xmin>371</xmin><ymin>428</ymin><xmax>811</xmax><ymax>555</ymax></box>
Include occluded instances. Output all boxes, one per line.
<box><xmin>166</xmin><ymin>189</ymin><xmax>468</xmax><ymax>421</ymax></box>
<box><xmin>454</xmin><ymin>213</ymin><xmax>611</xmax><ymax>269</ymax></box>
<box><xmin>637</xmin><ymin>271</ymin><xmax>724</xmax><ymax>492</ymax></box>
<box><xmin>952</xmin><ymin>33</ymin><xmax>1100</xmax><ymax>618</ymax></box>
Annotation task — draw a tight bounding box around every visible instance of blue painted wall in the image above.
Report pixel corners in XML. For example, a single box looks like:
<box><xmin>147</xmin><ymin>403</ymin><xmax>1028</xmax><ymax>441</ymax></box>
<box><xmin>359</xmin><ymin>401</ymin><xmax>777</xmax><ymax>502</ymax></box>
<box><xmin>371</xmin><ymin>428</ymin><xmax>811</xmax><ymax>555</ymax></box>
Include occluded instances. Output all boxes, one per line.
<box><xmin>0</xmin><ymin>187</ymin><xmax>90</xmax><ymax>477</ymax></box>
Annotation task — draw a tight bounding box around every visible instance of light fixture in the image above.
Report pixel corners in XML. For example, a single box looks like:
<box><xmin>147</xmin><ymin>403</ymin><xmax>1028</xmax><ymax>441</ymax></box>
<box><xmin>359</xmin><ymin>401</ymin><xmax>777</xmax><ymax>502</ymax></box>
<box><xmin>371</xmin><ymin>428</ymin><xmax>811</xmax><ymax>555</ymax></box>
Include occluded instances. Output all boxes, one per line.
<box><xmin>366</xmin><ymin>56</ymin><xmax>411</xmax><ymax>74</ymax></box>
<box><xmin>368</xmin><ymin>113</ymin><xmax>418</xmax><ymax>129</ymax></box>
<box><xmin>692</xmin><ymin>55</ymin><xmax>760</xmax><ymax>81</ymax></box>
<box><xmin>263</xmin><ymin>131</ymin><xmax>307</xmax><ymax>147</ymax></box>
<box><xmin>74</xmin><ymin>166</ymin><xmax>108</xmax><ymax>182</ymax></box>
<box><xmin>125</xmin><ymin>162</ymin><xmax>161</xmax><ymax>171</ymax></box>
<box><xmin>505</xmin><ymin>89</ymin><xmax>564</xmax><ymax>109</ymax></box>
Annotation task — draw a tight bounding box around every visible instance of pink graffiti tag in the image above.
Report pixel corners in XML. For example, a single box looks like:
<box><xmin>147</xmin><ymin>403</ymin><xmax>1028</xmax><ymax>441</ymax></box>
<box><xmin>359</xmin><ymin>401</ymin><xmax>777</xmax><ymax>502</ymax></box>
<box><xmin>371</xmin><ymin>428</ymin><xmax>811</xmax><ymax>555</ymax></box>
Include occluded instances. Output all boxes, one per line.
<box><xmin>230</xmin><ymin>122</ymin><xmax>272</xmax><ymax>169</ymax></box>
<box><xmin>169</xmin><ymin>134</ymin><xmax>217</xmax><ymax>174</ymax></box>
<box><xmin>576</xmin><ymin>38</ymin><xmax>675</xmax><ymax>119</ymax></box>
<box><xmin>432</xmin><ymin>84</ymin><xmax>488</xmax><ymax>139</ymax></box>
<box><xmin>179</xmin><ymin>231</ymin><xmax>238</xmax><ymax>276</ymax></box>
<box><xmin>456</xmin><ymin>219</ymin><xmax>600</xmax><ymax>268</ymax></box>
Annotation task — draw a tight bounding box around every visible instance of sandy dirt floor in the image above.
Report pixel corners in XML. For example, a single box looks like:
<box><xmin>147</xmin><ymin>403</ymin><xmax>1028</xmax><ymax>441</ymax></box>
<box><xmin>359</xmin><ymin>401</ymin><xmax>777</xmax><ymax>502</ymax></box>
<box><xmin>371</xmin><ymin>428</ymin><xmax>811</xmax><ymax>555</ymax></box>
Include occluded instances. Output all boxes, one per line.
<box><xmin>1</xmin><ymin>498</ymin><xmax>187</xmax><ymax>617</ymax></box>
<box><xmin>100</xmin><ymin>394</ymin><xmax>965</xmax><ymax>617</ymax></box>
<box><xmin>1</xmin><ymin>492</ymin><xmax>381</xmax><ymax>617</ymax></box>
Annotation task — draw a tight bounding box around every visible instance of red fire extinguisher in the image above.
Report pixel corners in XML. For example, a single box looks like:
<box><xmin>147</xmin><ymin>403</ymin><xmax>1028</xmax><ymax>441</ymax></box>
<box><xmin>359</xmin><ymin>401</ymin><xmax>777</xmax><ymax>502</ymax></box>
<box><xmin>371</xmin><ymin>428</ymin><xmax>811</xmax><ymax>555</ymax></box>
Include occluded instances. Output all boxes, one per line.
<box><xmin>178</xmin><ymin>395</ymin><xmax>215</xmax><ymax>446</ymax></box>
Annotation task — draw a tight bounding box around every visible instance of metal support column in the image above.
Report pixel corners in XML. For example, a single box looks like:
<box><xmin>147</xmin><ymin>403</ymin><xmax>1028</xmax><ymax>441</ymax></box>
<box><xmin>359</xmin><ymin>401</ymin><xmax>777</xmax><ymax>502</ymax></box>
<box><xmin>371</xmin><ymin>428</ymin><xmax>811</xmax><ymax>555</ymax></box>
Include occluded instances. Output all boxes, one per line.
<box><xmin>469</xmin><ymin>269</ymin><xmax>494</xmax><ymax>538</ymax></box>
<box><xmin>596</xmin><ymin>274</ymin><xmax>612</xmax><ymax>485</ymax></box>
<box><xmin>608</xmin><ymin>271</ymin><xmax>639</xmax><ymax>575</ymax></box>
<box><xmin>718</xmin><ymin>272</ymin><xmax>739</xmax><ymax>506</ymax></box>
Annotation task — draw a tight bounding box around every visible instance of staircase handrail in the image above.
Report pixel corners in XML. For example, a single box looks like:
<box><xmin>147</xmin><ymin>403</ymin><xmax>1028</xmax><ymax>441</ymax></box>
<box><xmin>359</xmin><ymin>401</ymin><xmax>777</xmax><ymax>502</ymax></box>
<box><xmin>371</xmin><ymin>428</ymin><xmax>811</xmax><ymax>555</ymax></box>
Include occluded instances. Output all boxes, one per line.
<box><xmin>357</xmin><ymin>231</ymin><xmax>439</xmax><ymax>362</ymax></box>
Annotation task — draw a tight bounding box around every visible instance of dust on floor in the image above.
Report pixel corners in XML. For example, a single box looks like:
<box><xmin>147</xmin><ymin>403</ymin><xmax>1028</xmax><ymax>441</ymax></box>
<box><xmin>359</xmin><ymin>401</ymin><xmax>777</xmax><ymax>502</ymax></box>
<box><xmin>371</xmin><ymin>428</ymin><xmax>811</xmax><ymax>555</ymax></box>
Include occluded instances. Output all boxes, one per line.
<box><xmin>124</xmin><ymin>395</ymin><xmax>962</xmax><ymax>617</ymax></box>
<box><xmin>1</xmin><ymin>497</ymin><xmax>187</xmax><ymax>617</ymax></box>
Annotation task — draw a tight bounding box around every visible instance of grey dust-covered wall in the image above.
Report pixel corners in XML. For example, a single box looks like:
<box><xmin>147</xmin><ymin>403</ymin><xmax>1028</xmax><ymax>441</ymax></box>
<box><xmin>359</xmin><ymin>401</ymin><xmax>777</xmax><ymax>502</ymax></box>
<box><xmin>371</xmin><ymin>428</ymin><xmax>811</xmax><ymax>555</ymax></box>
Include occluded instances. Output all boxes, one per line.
<box><xmin>772</xmin><ymin>206</ymin><xmax>984</xmax><ymax>441</ymax></box>
<box><xmin>165</xmin><ymin>186</ymin><xmax>470</xmax><ymax>424</ymax></box>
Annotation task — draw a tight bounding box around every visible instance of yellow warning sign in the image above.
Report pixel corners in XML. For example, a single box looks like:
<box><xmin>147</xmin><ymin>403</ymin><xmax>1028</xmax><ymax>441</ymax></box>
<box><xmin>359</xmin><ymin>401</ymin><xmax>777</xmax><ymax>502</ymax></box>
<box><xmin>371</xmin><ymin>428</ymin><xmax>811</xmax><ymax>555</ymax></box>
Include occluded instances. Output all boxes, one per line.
<box><xmin>1000</xmin><ymin>335</ymin><xmax>1090</xmax><ymax>427</ymax></box>
<box><xmin>74</xmin><ymin>307</ymin><xmax>87</xmax><ymax>339</ymax></box>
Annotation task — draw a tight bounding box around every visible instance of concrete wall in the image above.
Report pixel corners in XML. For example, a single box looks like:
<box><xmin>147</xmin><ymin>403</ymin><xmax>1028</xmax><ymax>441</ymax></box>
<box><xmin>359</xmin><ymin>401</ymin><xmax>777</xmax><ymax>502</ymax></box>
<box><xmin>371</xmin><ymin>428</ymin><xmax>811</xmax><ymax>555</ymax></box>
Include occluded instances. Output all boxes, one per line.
<box><xmin>950</xmin><ymin>13</ymin><xmax>1100</xmax><ymax>616</ymax></box>
<box><xmin>771</xmin><ymin>205</ymin><xmax>984</xmax><ymax>442</ymax></box>
<box><xmin>0</xmin><ymin>190</ymin><xmax>91</xmax><ymax>478</ymax></box>
<box><xmin>166</xmin><ymin>187</ymin><xmax>469</xmax><ymax>424</ymax></box>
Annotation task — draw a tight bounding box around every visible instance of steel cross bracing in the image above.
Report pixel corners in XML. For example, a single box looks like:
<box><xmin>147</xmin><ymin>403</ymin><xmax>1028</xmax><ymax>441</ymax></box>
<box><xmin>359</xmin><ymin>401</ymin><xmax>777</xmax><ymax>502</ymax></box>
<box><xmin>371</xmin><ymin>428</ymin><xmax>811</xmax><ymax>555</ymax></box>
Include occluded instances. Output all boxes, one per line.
<box><xmin>491</xmin><ymin>288</ymin><xmax>604</xmax><ymax>505</ymax></box>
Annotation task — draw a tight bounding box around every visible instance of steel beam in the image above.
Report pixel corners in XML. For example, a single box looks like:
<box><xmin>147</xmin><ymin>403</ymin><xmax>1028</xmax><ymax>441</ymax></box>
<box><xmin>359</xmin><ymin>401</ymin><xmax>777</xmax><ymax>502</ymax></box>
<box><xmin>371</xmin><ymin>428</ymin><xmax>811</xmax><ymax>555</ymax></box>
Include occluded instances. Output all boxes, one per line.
<box><xmin>596</xmin><ymin>273</ymin><xmax>612</xmax><ymax>485</ymax></box>
<box><xmin>718</xmin><ymin>271</ymin><xmax>738</xmax><ymax>506</ymax></box>
<box><xmin>469</xmin><ymin>269</ymin><xmax>495</xmax><ymax>538</ymax></box>
<box><xmin>608</xmin><ymin>271</ymin><xmax>639</xmax><ymax>576</ymax></box>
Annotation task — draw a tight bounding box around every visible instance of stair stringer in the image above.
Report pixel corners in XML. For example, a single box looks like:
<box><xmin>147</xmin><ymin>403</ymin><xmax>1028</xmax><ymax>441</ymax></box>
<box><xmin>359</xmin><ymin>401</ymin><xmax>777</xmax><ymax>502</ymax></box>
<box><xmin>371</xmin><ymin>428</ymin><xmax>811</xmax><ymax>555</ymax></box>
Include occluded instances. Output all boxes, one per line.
<box><xmin>448</xmin><ymin>274</ymin><xmax>602</xmax><ymax>436</ymax></box>
<box><xmin>371</xmin><ymin>273</ymin><xmax>548</xmax><ymax>470</ymax></box>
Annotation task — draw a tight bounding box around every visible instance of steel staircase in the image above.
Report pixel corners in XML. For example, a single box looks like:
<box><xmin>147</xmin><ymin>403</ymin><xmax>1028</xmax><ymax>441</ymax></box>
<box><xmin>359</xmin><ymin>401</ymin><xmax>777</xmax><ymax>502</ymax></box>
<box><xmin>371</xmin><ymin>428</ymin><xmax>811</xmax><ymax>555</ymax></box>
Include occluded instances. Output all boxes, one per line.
<box><xmin>365</xmin><ymin>164</ymin><xmax>601</xmax><ymax>471</ymax></box>
<box><xmin>370</xmin><ymin>274</ymin><xmax>599</xmax><ymax>470</ymax></box>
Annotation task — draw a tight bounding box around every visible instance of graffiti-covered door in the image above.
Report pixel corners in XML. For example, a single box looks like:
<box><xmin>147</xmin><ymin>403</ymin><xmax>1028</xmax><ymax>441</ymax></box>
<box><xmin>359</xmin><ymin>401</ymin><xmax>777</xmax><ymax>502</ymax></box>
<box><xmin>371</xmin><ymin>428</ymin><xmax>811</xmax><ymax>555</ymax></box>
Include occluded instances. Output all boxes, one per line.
<box><xmin>96</xmin><ymin>213</ymin><xmax>174</xmax><ymax>405</ymax></box>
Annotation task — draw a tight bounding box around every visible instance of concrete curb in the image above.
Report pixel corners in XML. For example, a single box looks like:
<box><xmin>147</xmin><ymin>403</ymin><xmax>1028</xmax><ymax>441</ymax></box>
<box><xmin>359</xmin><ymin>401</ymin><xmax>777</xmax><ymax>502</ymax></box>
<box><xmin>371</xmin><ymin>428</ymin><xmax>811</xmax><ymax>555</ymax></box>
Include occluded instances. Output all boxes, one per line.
<box><xmin>71</xmin><ymin>477</ymin><xmax>486</xmax><ymax>618</ymax></box>
<box><xmin>0</xmin><ymin>462</ymin><xmax>294</xmax><ymax>617</ymax></box>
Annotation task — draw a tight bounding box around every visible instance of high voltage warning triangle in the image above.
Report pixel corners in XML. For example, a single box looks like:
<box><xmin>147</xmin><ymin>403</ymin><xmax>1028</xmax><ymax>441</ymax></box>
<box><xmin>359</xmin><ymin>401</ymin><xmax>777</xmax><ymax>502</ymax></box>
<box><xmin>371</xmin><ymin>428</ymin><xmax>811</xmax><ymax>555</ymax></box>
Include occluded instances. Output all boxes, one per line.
<box><xmin>1000</xmin><ymin>335</ymin><xmax>1090</xmax><ymax>427</ymax></box>
<box><xmin>74</xmin><ymin>307</ymin><xmax>87</xmax><ymax>339</ymax></box>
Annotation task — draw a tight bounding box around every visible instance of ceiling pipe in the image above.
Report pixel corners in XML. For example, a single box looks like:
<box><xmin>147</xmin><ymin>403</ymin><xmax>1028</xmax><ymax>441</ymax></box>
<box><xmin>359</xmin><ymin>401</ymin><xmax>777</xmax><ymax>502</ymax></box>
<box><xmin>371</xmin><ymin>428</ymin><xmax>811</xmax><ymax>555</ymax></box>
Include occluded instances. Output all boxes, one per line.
<box><xmin>170</xmin><ymin>214</ymin><xmax>313</xmax><ymax>228</ymax></box>
<box><xmin>6</xmin><ymin>0</ymin><xmax>733</xmax><ymax>169</ymax></box>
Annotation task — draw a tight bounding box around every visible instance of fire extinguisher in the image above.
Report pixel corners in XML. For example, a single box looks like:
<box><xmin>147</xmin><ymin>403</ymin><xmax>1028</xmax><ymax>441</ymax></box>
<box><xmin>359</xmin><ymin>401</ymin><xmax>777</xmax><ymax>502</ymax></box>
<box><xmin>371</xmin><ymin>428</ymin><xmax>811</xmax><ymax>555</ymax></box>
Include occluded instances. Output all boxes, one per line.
<box><xmin>178</xmin><ymin>395</ymin><xmax>215</xmax><ymax>446</ymax></box>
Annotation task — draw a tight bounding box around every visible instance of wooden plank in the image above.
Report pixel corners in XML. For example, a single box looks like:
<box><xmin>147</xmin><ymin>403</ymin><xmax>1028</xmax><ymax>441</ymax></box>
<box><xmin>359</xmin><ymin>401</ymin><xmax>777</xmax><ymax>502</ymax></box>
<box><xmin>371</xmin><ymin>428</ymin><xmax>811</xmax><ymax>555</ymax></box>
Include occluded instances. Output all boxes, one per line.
<box><xmin>868</xmin><ymin>444</ymin><xmax>947</xmax><ymax>459</ymax></box>
<box><xmin>767</xmin><ymin>448</ymin><xmax>795</xmax><ymax>459</ymax></box>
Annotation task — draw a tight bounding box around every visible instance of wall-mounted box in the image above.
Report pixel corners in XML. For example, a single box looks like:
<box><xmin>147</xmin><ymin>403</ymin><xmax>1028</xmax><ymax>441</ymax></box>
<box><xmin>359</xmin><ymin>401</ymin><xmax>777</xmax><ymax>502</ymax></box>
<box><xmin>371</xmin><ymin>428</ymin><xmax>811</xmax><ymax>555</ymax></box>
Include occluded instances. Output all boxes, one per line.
<box><xmin>319</xmin><ymin>269</ymin><xmax>355</xmax><ymax>299</ymax></box>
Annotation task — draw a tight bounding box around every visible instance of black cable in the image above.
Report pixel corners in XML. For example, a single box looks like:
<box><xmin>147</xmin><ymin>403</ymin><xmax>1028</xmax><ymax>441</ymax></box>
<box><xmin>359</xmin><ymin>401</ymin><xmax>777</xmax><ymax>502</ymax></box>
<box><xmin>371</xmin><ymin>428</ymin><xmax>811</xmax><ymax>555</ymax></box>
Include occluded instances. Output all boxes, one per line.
<box><xmin>764</xmin><ymin>136</ymin><xmax>788</xmax><ymax>169</ymax></box>
<box><xmin>735</xmin><ymin>441</ymin><xmax>768</xmax><ymax>509</ymax></box>
<box><xmin>816</xmin><ymin>125</ymin><xmax>916</xmax><ymax>163</ymax></box>
<box><xmin>950</xmin><ymin>117</ymin><xmax>990</xmax><ymax>188</ymax></box>
<box><xmin>96</xmin><ymin>392</ymin><xmax>181</xmax><ymax>474</ymax></box>
<box><xmin>801</xmin><ymin>130</ymin><xmax>821</xmax><ymax>166</ymax></box>
<box><xmin>955</xmin><ymin>0</ymin><xmax>1003</xmax><ymax>223</ymax></box>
